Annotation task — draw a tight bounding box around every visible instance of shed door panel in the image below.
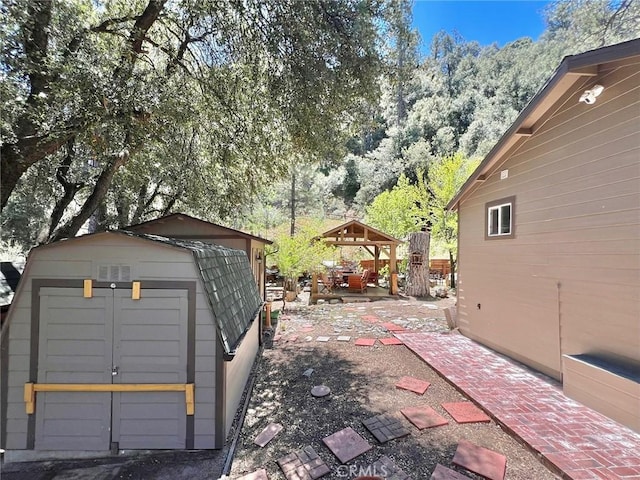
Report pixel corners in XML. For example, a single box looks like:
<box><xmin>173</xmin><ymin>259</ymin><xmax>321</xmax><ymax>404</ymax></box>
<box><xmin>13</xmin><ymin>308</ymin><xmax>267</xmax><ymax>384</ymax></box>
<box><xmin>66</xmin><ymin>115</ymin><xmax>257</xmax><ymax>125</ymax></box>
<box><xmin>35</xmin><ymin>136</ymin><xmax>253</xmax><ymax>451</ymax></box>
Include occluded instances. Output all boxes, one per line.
<box><xmin>111</xmin><ymin>290</ymin><xmax>188</xmax><ymax>449</ymax></box>
<box><xmin>35</xmin><ymin>288</ymin><xmax>113</xmax><ymax>451</ymax></box>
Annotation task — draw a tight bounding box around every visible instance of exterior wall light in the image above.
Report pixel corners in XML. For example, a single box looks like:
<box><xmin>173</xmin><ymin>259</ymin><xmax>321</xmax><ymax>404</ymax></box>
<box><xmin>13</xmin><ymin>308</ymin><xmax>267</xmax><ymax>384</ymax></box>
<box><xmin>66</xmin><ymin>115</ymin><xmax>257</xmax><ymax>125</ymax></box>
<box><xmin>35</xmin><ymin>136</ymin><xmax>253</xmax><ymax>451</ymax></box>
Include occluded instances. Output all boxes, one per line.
<box><xmin>579</xmin><ymin>84</ymin><xmax>604</xmax><ymax>105</ymax></box>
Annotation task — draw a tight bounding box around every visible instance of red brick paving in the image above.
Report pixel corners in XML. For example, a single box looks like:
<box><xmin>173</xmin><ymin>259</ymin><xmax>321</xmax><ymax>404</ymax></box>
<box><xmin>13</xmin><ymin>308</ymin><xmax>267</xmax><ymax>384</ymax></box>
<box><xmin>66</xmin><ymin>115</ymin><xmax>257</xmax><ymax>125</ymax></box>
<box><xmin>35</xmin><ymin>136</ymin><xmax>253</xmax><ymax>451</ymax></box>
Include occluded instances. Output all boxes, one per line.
<box><xmin>401</xmin><ymin>405</ymin><xmax>449</xmax><ymax>429</ymax></box>
<box><xmin>380</xmin><ymin>337</ymin><xmax>403</xmax><ymax>345</ymax></box>
<box><xmin>397</xmin><ymin>332</ymin><xmax>640</xmax><ymax>480</ymax></box>
<box><xmin>452</xmin><ymin>439</ymin><xmax>507</xmax><ymax>480</ymax></box>
<box><xmin>395</xmin><ymin>376</ymin><xmax>431</xmax><ymax>395</ymax></box>
<box><xmin>430</xmin><ymin>464</ymin><xmax>472</xmax><ymax>479</ymax></box>
<box><xmin>441</xmin><ymin>402</ymin><xmax>491</xmax><ymax>424</ymax></box>
<box><xmin>354</xmin><ymin>338</ymin><xmax>376</xmax><ymax>346</ymax></box>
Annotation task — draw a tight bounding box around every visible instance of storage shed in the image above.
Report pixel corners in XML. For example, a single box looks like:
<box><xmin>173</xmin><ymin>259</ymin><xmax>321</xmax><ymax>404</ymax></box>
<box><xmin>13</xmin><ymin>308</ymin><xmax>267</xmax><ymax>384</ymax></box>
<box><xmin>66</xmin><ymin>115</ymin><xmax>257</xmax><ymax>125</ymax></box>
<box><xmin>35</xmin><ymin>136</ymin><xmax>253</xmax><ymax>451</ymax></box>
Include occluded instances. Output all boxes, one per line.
<box><xmin>1</xmin><ymin>230</ymin><xmax>263</xmax><ymax>453</ymax></box>
<box><xmin>126</xmin><ymin>213</ymin><xmax>272</xmax><ymax>301</ymax></box>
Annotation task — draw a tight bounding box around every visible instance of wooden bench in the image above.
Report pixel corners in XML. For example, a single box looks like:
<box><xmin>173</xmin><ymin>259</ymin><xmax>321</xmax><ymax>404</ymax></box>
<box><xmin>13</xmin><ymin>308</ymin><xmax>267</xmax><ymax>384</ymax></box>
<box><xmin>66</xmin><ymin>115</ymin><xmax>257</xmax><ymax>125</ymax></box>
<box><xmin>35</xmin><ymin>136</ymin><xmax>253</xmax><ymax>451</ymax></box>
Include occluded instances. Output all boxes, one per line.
<box><xmin>563</xmin><ymin>354</ymin><xmax>639</xmax><ymax>432</ymax></box>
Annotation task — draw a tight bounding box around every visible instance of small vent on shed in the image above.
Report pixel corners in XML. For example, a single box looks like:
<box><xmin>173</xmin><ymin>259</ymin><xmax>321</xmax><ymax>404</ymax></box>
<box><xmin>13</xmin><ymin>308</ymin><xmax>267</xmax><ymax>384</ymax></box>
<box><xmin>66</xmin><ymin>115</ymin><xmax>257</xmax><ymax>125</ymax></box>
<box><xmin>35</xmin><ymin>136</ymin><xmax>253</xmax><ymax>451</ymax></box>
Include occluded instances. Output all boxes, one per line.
<box><xmin>98</xmin><ymin>264</ymin><xmax>131</xmax><ymax>282</ymax></box>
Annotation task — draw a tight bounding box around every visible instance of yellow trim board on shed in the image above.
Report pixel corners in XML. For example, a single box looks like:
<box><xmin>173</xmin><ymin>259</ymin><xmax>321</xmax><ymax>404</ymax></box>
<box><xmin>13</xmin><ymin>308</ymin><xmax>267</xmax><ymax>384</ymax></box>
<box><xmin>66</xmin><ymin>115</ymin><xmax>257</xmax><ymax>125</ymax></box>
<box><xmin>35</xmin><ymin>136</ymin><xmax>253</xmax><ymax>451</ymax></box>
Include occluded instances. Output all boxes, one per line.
<box><xmin>24</xmin><ymin>383</ymin><xmax>195</xmax><ymax>415</ymax></box>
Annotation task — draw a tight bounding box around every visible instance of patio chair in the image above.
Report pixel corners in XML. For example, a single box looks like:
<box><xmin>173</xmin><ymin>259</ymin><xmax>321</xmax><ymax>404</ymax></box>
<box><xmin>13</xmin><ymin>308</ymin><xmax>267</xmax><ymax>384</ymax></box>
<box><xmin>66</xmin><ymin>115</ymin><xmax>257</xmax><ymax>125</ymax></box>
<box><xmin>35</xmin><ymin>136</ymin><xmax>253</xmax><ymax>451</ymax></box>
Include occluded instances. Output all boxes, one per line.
<box><xmin>348</xmin><ymin>269</ymin><xmax>369</xmax><ymax>293</ymax></box>
<box><xmin>319</xmin><ymin>273</ymin><xmax>333</xmax><ymax>294</ymax></box>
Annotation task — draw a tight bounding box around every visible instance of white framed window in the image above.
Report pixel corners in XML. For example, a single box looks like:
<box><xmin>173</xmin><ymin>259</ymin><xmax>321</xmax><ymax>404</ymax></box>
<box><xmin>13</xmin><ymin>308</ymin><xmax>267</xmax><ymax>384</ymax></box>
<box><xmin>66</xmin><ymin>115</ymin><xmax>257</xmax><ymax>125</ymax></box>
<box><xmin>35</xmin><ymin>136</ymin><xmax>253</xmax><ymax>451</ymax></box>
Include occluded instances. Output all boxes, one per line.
<box><xmin>485</xmin><ymin>196</ymin><xmax>515</xmax><ymax>239</ymax></box>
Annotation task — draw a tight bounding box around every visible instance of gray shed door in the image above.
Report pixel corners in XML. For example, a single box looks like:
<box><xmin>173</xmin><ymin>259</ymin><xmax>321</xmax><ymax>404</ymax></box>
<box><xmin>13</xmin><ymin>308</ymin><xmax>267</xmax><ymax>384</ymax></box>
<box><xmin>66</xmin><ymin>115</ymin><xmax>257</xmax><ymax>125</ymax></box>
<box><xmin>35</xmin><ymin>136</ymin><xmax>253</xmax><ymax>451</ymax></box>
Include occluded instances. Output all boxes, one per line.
<box><xmin>35</xmin><ymin>287</ymin><xmax>189</xmax><ymax>451</ymax></box>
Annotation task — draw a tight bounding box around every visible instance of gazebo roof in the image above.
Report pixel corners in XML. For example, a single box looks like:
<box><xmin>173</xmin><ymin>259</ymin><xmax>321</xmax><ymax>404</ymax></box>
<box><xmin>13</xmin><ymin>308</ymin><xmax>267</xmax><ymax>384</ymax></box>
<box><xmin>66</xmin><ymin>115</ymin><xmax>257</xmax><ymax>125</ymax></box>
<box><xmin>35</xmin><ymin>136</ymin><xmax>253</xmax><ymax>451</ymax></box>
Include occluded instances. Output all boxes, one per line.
<box><xmin>320</xmin><ymin>220</ymin><xmax>401</xmax><ymax>246</ymax></box>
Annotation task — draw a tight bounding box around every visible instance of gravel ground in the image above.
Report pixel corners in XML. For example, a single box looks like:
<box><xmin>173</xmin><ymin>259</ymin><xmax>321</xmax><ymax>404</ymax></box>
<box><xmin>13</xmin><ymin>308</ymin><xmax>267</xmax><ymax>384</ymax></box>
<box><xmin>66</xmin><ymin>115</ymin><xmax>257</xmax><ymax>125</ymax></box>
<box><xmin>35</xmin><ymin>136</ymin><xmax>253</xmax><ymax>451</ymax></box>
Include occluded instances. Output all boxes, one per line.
<box><xmin>229</xmin><ymin>294</ymin><xmax>559</xmax><ymax>480</ymax></box>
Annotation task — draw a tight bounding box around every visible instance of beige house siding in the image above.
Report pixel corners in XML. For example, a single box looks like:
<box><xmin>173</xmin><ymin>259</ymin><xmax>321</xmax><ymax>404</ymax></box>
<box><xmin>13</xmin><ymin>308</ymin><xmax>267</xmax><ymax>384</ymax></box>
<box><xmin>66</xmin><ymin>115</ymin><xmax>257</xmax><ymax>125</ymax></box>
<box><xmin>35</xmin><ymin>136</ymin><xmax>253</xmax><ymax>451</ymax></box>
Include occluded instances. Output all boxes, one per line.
<box><xmin>457</xmin><ymin>62</ymin><xmax>640</xmax><ymax>381</ymax></box>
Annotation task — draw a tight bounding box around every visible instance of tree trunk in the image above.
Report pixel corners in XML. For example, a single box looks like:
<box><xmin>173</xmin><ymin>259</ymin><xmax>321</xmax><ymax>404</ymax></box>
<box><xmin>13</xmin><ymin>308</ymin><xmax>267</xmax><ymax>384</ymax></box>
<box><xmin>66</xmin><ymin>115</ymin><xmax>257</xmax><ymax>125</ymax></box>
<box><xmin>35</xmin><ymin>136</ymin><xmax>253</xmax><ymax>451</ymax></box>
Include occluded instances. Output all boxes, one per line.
<box><xmin>49</xmin><ymin>150</ymin><xmax>129</xmax><ymax>242</ymax></box>
<box><xmin>289</xmin><ymin>171</ymin><xmax>296</xmax><ymax>236</ymax></box>
<box><xmin>405</xmin><ymin>231</ymin><xmax>431</xmax><ymax>297</ymax></box>
<box><xmin>449</xmin><ymin>250</ymin><xmax>456</xmax><ymax>289</ymax></box>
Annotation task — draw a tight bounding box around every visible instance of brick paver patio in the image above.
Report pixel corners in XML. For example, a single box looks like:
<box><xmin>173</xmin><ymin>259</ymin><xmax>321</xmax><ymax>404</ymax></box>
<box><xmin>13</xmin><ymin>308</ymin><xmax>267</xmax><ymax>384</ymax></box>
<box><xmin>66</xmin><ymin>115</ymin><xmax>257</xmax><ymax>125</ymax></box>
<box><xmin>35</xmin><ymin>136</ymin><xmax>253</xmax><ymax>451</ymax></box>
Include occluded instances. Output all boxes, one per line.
<box><xmin>396</xmin><ymin>332</ymin><xmax>640</xmax><ymax>480</ymax></box>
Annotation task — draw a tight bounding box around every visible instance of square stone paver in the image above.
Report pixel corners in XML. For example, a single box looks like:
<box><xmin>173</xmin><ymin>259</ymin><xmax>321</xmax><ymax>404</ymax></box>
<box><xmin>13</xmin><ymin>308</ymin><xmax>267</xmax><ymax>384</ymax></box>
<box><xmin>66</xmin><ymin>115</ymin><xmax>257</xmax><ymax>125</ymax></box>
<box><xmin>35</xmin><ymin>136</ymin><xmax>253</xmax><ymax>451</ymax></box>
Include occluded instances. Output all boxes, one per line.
<box><xmin>380</xmin><ymin>337</ymin><xmax>403</xmax><ymax>345</ymax></box>
<box><xmin>237</xmin><ymin>468</ymin><xmax>269</xmax><ymax>480</ymax></box>
<box><xmin>322</xmin><ymin>427</ymin><xmax>372</xmax><ymax>463</ymax></box>
<box><xmin>441</xmin><ymin>402</ymin><xmax>491</xmax><ymax>424</ymax></box>
<box><xmin>361</xmin><ymin>315</ymin><xmax>380</xmax><ymax>323</ymax></box>
<box><xmin>401</xmin><ymin>405</ymin><xmax>448</xmax><ymax>429</ymax></box>
<box><xmin>355</xmin><ymin>338</ymin><xmax>376</xmax><ymax>346</ymax></box>
<box><xmin>336</xmin><ymin>335</ymin><xmax>351</xmax><ymax>342</ymax></box>
<box><xmin>452</xmin><ymin>439</ymin><xmax>507</xmax><ymax>480</ymax></box>
<box><xmin>254</xmin><ymin>422</ymin><xmax>283</xmax><ymax>447</ymax></box>
<box><xmin>362</xmin><ymin>413</ymin><xmax>410</xmax><ymax>443</ymax></box>
<box><xmin>370</xmin><ymin>455</ymin><xmax>411</xmax><ymax>479</ymax></box>
<box><xmin>316</xmin><ymin>336</ymin><xmax>331</xmax><ymax>342</ymax></box>
<box><xmin>395</xmin><ymin>376</ymin><xmax>431</xmax><ymax>395</ymax></box>
<box><xmin>381</xmin><ymin>322</ymin><xmax>406</xmax><ymax>332</ymax></box>
<box><xmin>430</xmin><ymin>464</ymin><xmax>472</xmax><ymax>479</ymax></box>
<box><xmin>277</xmin><ymin>446</ymin><xmax>331</xmax><ymax>480</ymax></box>
<box><xmin>285</xmin><ymin>335</ymin><xmax>299</xmax><ymax>343</ymax></box>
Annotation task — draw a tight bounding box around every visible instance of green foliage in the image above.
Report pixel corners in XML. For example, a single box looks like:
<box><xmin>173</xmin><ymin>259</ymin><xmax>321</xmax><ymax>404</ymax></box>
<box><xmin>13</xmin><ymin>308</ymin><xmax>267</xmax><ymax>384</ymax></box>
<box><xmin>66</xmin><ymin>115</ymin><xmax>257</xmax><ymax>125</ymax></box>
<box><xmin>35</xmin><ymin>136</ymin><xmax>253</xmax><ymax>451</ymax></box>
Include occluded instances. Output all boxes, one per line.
<box><xmin>365</xmin><ymin>173</ymin><xmax>426</xmax><ymax>239</ymax></box>
<box><xmin>1</xmin><ymin>0</ymin><xmax>385</xmax><ymax>248</ymax></box>
<box><xmin>428</xmin><ymin>152</ymin><xmax>479</xmax><ymax>257</ymax></box>
<box><xmin>267</xmin><ymin>220</ymin><xmax>336</xmax><ymax>290</ymax></box>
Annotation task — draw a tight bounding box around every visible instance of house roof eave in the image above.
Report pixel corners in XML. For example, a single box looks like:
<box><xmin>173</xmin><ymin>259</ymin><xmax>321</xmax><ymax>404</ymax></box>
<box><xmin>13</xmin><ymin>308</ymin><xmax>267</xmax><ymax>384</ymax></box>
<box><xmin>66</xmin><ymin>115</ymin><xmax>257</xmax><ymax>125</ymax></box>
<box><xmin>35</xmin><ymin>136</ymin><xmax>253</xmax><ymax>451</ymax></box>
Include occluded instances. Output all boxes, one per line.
<box><xmin>447</xmin><ymin>38</ymin><xmax>640</xmax><ymax>211</ymax></box>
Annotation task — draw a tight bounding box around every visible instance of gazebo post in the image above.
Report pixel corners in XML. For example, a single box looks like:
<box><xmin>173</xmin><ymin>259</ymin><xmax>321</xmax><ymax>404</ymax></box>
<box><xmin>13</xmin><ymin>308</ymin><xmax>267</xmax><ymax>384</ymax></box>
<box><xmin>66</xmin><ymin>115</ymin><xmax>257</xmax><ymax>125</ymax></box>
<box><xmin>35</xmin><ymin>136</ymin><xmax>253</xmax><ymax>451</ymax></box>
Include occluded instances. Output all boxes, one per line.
<box><xmin>389</xmin><ymin>243</ymin><xmax>398</xmax><ymax>295</ymax></box>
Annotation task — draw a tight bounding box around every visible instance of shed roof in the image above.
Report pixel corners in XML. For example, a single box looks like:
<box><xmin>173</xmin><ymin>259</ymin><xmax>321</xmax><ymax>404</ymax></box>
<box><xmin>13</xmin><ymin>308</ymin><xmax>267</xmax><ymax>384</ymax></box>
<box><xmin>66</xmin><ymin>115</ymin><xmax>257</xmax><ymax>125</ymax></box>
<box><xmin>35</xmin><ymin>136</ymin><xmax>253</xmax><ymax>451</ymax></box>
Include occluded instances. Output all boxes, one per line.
<box><xmin>126</xmin><ymin>213</ymin><xmax>273</xmax><ymax>245</ymax></box>
<box><xmin>117</xmin><ymin>231</ymin><xmax>263</xmax><ymax>356</ymax></box>
<box><xmin>447</xmin><ymin>38</ymin><xmax>640</xmax><ymax>210</ymax></box>
<box><xmin>1</xmin><ymin>260</ymin><xmax>25</xmax><ymax>308</ymax></box>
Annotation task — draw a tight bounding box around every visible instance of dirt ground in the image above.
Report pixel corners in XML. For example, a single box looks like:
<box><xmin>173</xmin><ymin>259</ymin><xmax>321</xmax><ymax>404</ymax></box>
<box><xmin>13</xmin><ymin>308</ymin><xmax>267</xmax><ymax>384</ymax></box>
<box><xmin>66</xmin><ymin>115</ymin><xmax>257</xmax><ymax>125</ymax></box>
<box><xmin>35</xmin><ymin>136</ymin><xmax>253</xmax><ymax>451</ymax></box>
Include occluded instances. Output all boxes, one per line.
<box><xmin>229</xmin><ymin>294</ymin><xmax>559</xmax><ymax>480</ymax></box>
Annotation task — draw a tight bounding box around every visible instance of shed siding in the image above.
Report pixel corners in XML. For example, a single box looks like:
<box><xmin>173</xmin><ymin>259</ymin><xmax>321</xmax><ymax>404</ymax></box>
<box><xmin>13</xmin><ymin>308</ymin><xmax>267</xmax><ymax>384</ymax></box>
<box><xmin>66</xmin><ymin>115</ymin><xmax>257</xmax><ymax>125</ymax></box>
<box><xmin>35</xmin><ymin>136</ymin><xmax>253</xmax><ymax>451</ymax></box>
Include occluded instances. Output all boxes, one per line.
<box><xmin>457</xmin><ymin>63</ymin><xmax>640</xmax><ymax>380</ymax></box>
<box><xmin>224</xmin><ymin>318</ymin><xmax>259</xmax><ymax>435</ymax></box>
<box><xmin>3</xmin><ymin>235</ymin><xmax>220</xmax><ymax>450</ymax></box>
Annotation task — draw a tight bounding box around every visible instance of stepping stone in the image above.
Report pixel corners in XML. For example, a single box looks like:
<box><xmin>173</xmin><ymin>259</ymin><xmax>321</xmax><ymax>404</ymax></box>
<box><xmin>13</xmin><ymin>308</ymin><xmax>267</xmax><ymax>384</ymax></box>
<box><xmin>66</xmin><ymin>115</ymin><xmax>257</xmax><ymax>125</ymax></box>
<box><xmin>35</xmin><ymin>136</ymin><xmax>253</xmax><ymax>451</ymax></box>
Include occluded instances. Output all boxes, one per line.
<box><xmin>424</xmin><ymin>304</ymin><xmax>439</xmax><ymax>310</ymax></box>
<box><xmin>361</xmin><ymin>315</ymin><xmax>380</xmax><ymax>323</ymax></box>
<box><xmin>362</xmin><ymin>412</ymin><xmax>410</xmax><ymax>443</ymax></box>
<box><xmin>311</xmin><ymin>385</ymin><xmax>331</xmax><ymax>398</ymax></box>
<box><xmin>380</xmin><ymin>337</ymin><xmax>403</xmax><ymax>345</ymax></box>
<box><xmin>301</xmin><ymin>327</ymin><xmax>314</xmax><ymax>333</ymax></box>
<box><xmin>401</xmin><ymin>405</ymin><xmax>449</xmax><ymax>429</ymax></box>
<box><xmin>323</xmin><ymin>427</ymin><xmax>372</xmax><ymax>463</ymax></box>
<box><xmin>336</xmin><ymin>335</ymin><xmax>351</xmax><ymax>342</ymax></box>
<box><xmin>285</xmin><ymin>335</ymin><xmax>298</xmax><ymax>343</ymax></box>
<box><xmin>369</xmin><ymin>455</ymin><xmax>411</xmax><ymax>480</ymax></box>
<box><xmin>254</xmin><ymin>422</ymin><xmax>283</xmax><ymax>447</ymax></box>
<box><xmin>316</xmin><ymin>336</ymin><xmax>331</xmax><ymax>342</ymax></box>
<box><xmin>235</xmin><ymin>469</ymin><xmax>269</xmax><ymax>480</ymax></box>
<box><xmin>430</xmin><ymin>464</ymin><xmax>472</xmax><ymax>480</ymax></box>
<box><xmin>355</xmin><ymin>338</ymin><xmax>376</xmax><ymax>346</ymax></box>
<box><xmin>396</xmin><ymin>376</ymin><xmax>431</xmax><ymax>395</ymax></box>
<box><xmin>381</xmin><ymin>322</ymin><xmax>406</xmax><ymax>332</ymax></box>
<box><xmin>452</xmin><ymin>439</ymin><xmax>506</xmax><ymax>480</ymax></box>
<box><xmin>441</xmin><ymin>402</ymin><xmax>491</xmax><ymax>424</ymax></box>
<box><xmin>277</xmin><ymin>446</ymin><xmax>331</xmax><ymax>480</ymax></box>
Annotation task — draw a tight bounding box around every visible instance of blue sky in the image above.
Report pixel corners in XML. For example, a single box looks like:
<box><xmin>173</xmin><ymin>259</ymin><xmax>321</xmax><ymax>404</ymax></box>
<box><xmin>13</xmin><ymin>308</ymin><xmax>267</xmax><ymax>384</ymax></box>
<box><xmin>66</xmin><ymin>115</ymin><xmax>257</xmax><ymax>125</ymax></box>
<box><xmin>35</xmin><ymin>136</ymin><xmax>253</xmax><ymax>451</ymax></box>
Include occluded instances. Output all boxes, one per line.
<box><xmin>412</xmin><ymin>0</ymin><xmax>551</xmax><ymax>53</ymax></box>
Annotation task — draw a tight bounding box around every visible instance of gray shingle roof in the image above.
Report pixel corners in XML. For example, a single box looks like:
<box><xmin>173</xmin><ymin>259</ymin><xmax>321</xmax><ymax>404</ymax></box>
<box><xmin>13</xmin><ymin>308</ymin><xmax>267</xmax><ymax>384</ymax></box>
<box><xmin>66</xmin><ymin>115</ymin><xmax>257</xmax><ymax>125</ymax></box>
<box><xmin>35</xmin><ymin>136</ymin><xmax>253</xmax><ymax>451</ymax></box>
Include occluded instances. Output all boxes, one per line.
<box><xmin>1</xmin><ymin>261</ymin><xmax>25</xmax><ymax>307</ymax></box>
<box><xmin>119</xmin><ymin>231</ymin><xmax>262</xmax><ymax>356</ymax></box>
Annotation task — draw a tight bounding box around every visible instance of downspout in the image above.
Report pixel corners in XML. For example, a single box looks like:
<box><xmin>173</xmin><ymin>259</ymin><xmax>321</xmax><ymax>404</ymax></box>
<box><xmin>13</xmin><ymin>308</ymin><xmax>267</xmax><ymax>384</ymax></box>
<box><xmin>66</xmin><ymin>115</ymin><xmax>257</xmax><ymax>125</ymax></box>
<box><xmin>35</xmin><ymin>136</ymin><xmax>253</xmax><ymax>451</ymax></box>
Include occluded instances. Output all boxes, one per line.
<box><xmin>557</xmin><ymin>281</ymin><xmax>563</xmax><ymax>382</ymax></box>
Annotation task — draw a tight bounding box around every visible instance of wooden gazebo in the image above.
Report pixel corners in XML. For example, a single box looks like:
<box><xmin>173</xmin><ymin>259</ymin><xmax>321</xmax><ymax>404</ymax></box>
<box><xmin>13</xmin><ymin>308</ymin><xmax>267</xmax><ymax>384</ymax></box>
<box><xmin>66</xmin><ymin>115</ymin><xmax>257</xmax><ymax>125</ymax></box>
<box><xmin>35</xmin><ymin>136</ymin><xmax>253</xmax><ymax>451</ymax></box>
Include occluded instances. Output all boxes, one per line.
<box><xmin>319</xmin><ymin>220</ymin><xmax>402</xmax><ymax>295</ymax></box>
